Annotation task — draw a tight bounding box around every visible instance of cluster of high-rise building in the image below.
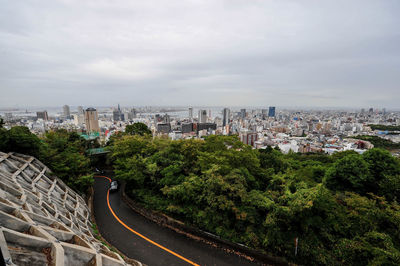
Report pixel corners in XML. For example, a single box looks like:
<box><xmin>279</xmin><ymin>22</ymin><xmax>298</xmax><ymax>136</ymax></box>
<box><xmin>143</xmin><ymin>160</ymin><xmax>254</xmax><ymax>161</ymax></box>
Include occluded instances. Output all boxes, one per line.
<box><xmin>1</xmin><ymin>105</ymin><xmax>399</xmax><ymax>156</ymax></box>
<box><xmin>112</xmin><ymin>104</ymin><xmax>137</xmax><ymax>122</ymax></box>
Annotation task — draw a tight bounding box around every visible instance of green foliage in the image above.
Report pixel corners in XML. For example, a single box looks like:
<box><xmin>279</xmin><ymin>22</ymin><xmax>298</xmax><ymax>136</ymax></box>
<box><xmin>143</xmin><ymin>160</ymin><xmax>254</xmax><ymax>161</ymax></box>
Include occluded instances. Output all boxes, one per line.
<box><xmin>350</xmin><ymin>135</ymin><xmax>400</xmax><ymax>150</ymax></box>
<box><xmin>325</xmin><ymin>154</ymin><xmax>372</xmax><ymax>194</ymax></box>
<box><xmin>0</xmin><ymin>128</ymin><xmax>9</xmax><ymax>151</ymax></box>
<box><xmin>331</xmin><ymin>149</ymin><xmax>359</xmax><ymax>161</ymax></box>
<box><xmin>0</xmin><ymin>127</ymin><xmax>93</xmax><ymax>193</ymax></box>
<box><xmin>40</xmin><ymin>130</ymin><xmax>93</xmax><ymax>193</ymax></box>
<box><xmin>1</xmin><ymin>126</ymin><xmax>43</xmax><ymax>158</ymax></box>
<box><xmin>324</xmin><ymin>149</ymin><xmax>400</xmax><ymax>201</ymax></box>
<box><xmin>363</xmin><ymin>149</ymin><xmax>400</xmax><ymax>182</ymax></box>
<box><xmin>332</xmin><ymin>194</ymin><xmax>400</xmax><ymax>266</ymax></box>
<box><xmin>369</xmin><ymin>124</ymin><xmax>400</xmax><ymax>131</ymax></box>
<box><xmin>259</xmin><ymin>146</ymin><xmax>287</xmax><ymax>174</ymax></box>
<box><xmin>125</xmin><ymin>122</ymin><xmax>151</xmax><ymax>136</ymax></box>
<box><xmin>110</xmin><ymin>135</ymin><xmax>400</xmax><ymax>265</ymax></box>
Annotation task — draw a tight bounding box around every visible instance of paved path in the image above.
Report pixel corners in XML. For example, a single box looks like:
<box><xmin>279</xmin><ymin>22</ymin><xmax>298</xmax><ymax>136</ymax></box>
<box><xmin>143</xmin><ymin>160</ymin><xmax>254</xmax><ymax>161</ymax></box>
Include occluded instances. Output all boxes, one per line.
<box><xmin>93</xmin><ymin>176</ymin><xmax>260</xmax><ymax>266</ymax></box>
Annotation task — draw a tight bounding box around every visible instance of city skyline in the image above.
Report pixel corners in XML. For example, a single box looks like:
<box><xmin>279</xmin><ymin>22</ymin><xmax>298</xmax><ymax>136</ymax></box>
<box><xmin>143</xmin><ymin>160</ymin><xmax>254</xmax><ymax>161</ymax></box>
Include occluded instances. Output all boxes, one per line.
<box><xmin>1</xmin><ymin>0</ymin><xmax>400</xmax><ymax>108</ymax></box>
<box><xmin>3</xmin><ymin>103</ymin><xmax>395</xmax><ymax>116</ymax></box>
<box><xmin>1</xmin><ymin>2</ymin><xmax>400</xmax><ymax>264</ymax></box>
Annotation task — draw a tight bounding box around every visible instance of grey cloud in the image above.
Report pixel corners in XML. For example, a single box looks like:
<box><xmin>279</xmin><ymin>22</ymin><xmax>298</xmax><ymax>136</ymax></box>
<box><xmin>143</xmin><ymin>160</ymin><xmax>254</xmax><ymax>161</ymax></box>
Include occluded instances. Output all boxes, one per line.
<box><xmin>0</xmin><ymin>0</ymin><xmax>399</xmax><ymax>108</ymax></box>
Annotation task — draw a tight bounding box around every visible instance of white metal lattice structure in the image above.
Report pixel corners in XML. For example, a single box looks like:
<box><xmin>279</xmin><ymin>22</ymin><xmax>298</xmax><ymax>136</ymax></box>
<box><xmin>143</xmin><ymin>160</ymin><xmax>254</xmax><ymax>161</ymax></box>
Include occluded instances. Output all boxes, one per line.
<box><xmin>0</xmin><ymin>151</ymin><xmax>141</xmax><ymax>266</ymax></box>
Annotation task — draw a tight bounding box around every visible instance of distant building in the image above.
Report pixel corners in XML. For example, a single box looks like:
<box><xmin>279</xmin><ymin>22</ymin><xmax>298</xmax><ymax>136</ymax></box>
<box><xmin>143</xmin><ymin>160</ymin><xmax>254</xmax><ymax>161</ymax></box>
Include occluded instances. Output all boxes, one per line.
<box><xmin>130</xmin><ymin>108</ymin><xmax>137</xmax><ymax>119</ymax></box>
<box><xmin>77</xmin><ymin>106</ymin><xmax>84</xmax><ymax>115</ymax></box>
<box><xmin>240</xmin><ymin>130</ymin><xmax>258</xmax><ymax>146</ymax></box>
<box><xmin>73</xmin><ymin>114</ymin><xmax>84</xmax><ymax>126</ymax></box>
<box><xmin>63</xmin><ymin>105</ymin><xmax>70</xmax><ymax>119</ymax></box>
<box><xmin>123</xmin><ymin>111</ymin><xmax>130</xmax><ymax>121</ymax></box>
<box><xmin>198</xmin><ymin>110</ymin><xmax>207</xmax><ymax>123</ymax></box>
<box><xmin>189</xmin><ymin>107</ymin><xmax>193</xmax><ymax>119</ymax></box>
<box><xmin>261</xmin><ymin>109</ymin><xmax>268</xmax><ymax>119</ymax></box>
<box><xmin>169</xmin><ymin>131</ymin><xmax>183</xmax><ymax>140</ymax></box>
<box><xmin>369</xmin><ymin>108</ymin><xmax>374</xmax><ymax>114</ymax></box>
<box><xmin>37</xmin><ymin>111</ymin><xmax>49</xmax><ymax>121</ymax></box>
<box><xmin>4</xmin><ymin>113</ymin><xmax>12</xmax><ymax>122</ymax></box>
<box><xmin>154</xmin><ymin>114</ymin><xmax>163</xmax><ymax>124</ymax></box>
<box><xmin>240</xmin><ymin>109</ymin><xmax>246</xmax><ymax>119</ymax></box>
<box><xmin>268</xmin><ymin>106</ymin><xmax>276</xmax><ymax>117</ymax></box>
<box><xmin>113</xmin><ymin>104</ymin><xmax>124</xmax><ymax>121</ymax></box>
<box><xmin>84</xmin><ymin>107</ymin><xmax>100</xmax><ymax>133</ymax></box>
<box><xmin>196</xmin><ymin>123</ymin><xmax>217</xmax><ymax>132</ymax></box>
<box><xmin>163</xmin><ymin>114</ymin><xmax>171</xmax><ymax>123</ymax></box>
<box><xmin>112</xmin><ymin>110</ymin><xmax>119</xmax><ymax>121</ymax></box>
<box><xmin>157</xmin><ymin>123</ymin><xmax>171</xmax><ymax>133</ymax></box>
<box><xmin>123</xmin><ymin>109</ymin><xmax>136</xmax><ymax>121</ymax></box>
<box><xmin>223</xmin><ymin>108</ymin><xmax>230</xmax><ymax>127</ymax></box>
<box><xmin>181</xmin><ymin>123</ymin><xmax>193</xmax><ymax>133</ymax></box>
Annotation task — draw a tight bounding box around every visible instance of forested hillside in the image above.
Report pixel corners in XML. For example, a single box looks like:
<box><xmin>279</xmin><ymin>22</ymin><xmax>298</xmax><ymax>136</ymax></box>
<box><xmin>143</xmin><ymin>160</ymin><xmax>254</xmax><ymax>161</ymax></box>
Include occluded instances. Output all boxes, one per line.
<box><xmin>110</xmin><ymin>134</ymin><xmax>400</xmax><ymax>265</ymax></box>
<box><xmin>350</xmin><ymin>135</ymin><xmax>400</xmax><ymax>150</ymax></box>
<box><xmin>0</xmin><ymin>126</ymin><xmax>93</xmax><ymax>193</ymax></box>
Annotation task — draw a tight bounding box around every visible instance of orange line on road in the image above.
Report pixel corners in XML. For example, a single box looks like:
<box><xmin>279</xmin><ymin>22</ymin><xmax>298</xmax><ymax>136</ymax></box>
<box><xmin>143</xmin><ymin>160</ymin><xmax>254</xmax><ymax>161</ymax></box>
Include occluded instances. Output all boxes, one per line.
<box><xmin>95</xmin><ymin>175</ymin><xmax>200</xmax><ymax>266</ymax></box>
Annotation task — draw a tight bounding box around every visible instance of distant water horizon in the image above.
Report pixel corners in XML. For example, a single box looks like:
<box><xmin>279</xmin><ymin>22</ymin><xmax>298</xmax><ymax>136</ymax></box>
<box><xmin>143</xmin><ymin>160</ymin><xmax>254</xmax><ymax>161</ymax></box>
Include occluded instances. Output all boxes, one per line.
<box><xmin>1</xmin><ymin>105</ymin><xmax>399</xmax><ymax>118</ymax></box>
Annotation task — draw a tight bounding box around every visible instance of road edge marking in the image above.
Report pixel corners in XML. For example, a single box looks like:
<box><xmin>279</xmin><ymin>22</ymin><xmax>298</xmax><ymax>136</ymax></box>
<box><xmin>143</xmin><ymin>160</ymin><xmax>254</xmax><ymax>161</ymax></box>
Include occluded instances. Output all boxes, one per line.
<box><xmin>95</xmin><ymin>175</ymin><xmax>200</xmax><ymax>266</ymax></box>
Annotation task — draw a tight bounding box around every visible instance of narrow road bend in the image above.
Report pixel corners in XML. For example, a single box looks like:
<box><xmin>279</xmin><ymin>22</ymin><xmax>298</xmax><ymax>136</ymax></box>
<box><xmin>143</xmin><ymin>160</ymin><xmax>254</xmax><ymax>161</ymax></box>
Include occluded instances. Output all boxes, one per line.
<box><xmin>93</xmin><ymin>176</ymin><xmax>260</xmax><ymax>266</ymax></box>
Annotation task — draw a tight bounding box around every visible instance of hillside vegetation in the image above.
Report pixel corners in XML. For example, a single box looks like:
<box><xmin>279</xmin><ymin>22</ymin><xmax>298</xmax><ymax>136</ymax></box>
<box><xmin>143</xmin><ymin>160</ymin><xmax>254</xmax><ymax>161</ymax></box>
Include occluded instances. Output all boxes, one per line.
<box><xmin>0</xmin><ymin>126</ymin><xmax>93</xmax><ymax>193</ymax></box>
<box><xmin>369</xmin><ymin>124</ymin><xmax>400</xmax><ymax>131</ymax></box>
<box><xmin>351</xmin><ymin>135</ymin><xmax>400</xmax><ymax>150</ymax></box>
<box><xmin>109</xmin><ymin>134</ymin><xmax>400</xmax><ymax>265</ymax></box>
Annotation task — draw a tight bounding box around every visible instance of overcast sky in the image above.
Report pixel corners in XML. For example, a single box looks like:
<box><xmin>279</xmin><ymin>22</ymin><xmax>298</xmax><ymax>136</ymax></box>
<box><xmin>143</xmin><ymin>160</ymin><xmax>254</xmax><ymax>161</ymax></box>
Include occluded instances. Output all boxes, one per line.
<box><xmin>1</xmin><ymin>0</ymin><xmax>399</xmax><ymax>109</ymax></box>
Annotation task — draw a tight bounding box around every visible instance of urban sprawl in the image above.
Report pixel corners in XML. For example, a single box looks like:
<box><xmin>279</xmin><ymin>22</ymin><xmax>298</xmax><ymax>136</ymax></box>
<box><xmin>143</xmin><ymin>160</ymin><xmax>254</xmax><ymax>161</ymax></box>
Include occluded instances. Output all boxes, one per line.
<box><xmin>1</xmin><ymin>105</ymin><xmax>399</xmax><ymax>156</ymax></box>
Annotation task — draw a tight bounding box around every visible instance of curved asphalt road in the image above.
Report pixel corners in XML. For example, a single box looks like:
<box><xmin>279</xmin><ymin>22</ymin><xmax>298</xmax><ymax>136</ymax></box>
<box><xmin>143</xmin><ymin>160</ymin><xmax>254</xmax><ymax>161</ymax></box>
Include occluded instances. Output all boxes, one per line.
<box><xmin>93</xmin><ymin>176</ymin><xmax>260</xmax><ymax>266</ymax></box>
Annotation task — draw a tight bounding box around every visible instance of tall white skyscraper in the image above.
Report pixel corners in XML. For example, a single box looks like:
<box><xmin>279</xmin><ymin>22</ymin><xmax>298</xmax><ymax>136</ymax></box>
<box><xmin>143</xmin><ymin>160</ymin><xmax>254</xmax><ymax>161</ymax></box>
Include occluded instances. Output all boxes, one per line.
<box><xmin>63</xmin><ymin>105</ymin><xmax>70</xmax><ymax>119</ymax></box>
<box><xmin>73</xmin><ymin>114</ymin><xmax>84</xmax><ymax>126</ymax></box>
<box><xmin>198</xmin><ymin>109</ymin><xmax>207</xmax><ymax>123</ymax></box>
<box><xmin>189</xmin><ymin>107</ymin><xmax>193</xmax><ymax>119</ymax></box>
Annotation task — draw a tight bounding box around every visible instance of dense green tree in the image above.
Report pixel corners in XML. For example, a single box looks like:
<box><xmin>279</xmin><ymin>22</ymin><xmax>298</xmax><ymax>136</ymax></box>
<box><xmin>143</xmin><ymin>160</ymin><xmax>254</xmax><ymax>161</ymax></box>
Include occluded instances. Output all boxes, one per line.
<box><xmin>361</xmin><ymin>149</ymin><xmax>400</xmax><ymax>201</ymax></box>
<box><xmin>39</xmin><ymin>130</ymin><xmax>93</xmax><ymax>192</ymax></box>
<box><xmin>1</xmin><ymin>126</ymin><xmax>43</xmax><ymax>158</ymax></box>
<box><xmin>259</xmin><ymin>146</ymin><xmax>287</xmax><ymax>174</ymax></box>
<box><xmin>330</xmin><ymin>150</ymin><xmax>359</xmax><ymax>161</ymax></box>
<box><xmin>109</xmin><ymin>135</ymin><xmax>400</xmax><ymax>265</ymax></box>
<box><xmin>0</xmin><ymin>127</ymin><xmax>93</xmax><ymax>193</ymax></box>
<box><xmin>0</xmin><ymin>128</ymin><xmax>9</xmax><ymax>151</ymax></box>
<box><xmin>350</xmin><ymin>135</ymin><xmax>400</xmax><ymax>150</ymax></box>
<box><xmin>369</xmin><ymin>124</ymin><xmax>400</xmax><ymax>131</ymax></box>
<box><xmin>324</xmin><ymin>154</ymin><xmax>372</xmax><ymax>193</ymax></box>
<box><xmin>125</xmin><ymin>122</ymin><xmax>152</xmax><ymax>136</ymax></box>
<box><xmin>363</xmin><ymin>149</ymin><xmax>400</xmax><ymax>183</ymax></box>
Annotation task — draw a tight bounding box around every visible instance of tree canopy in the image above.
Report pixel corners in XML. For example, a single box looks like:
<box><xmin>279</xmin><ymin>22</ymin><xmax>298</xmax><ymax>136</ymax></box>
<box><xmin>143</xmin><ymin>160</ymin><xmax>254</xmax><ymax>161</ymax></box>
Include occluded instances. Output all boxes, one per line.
<box><xmin>369</xmin><ymin>124</ymin><xmax>400</xmax><ymax>131</ymax></box>
<box><xmin>350</xmin><ymin>135</ymin><xmax>400</xmax><ymax>150</ymax></box>
<box><xmin>109</xmin><ymin>134</ymin><xmax>400</xmax><ymax>265</ymax></box>
<box><xmin>125</xmin><ymin>122</ymin><xmax>152</xmax><ymax>136</ymax></box>
<box><xmin>0</xmin><ymin>127</ymin><xmax>93</xmax><ymax>193</ymax></box>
